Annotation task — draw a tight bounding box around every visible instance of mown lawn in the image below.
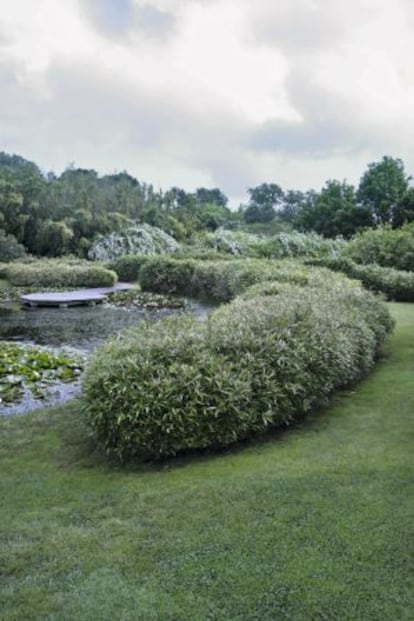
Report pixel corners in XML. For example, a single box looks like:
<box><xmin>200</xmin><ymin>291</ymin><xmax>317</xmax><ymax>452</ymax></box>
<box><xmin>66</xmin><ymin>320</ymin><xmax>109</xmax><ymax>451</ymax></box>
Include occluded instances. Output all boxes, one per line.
<box><xmin>0</xmin><ymin>303</ymin><xmax>413</xmax><ymax>620</ymax></box>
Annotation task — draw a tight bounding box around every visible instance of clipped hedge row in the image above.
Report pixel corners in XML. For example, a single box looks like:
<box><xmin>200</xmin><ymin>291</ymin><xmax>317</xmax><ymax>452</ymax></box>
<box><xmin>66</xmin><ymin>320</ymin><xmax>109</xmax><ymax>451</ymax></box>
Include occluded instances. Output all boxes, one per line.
<box><xmin>83</xmin><ymin>266</ymin><xmax>393</xmax><ymax>462</ymax></box>
<box><xmin>139</xmin><ymin>256</ymin><xmax>346</xmax><ymax>302</ymax></box>
<box><xmin>5</xmin><ymin>260</ymin><xmax>117</xmax><ymax>288</ymax></box>
<box><xmin>306</xmin><ymin>257</ymin><xmax>414</xmax><ymax>302</ymax></box>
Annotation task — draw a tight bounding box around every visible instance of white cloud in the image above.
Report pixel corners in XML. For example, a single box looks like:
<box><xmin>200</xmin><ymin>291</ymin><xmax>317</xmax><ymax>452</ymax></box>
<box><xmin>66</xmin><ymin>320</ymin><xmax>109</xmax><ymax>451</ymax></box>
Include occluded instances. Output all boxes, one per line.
<box><xmin>0</xmin><ymin>0</ymin><xmax>413</xmax><ymax>205</ymax></box>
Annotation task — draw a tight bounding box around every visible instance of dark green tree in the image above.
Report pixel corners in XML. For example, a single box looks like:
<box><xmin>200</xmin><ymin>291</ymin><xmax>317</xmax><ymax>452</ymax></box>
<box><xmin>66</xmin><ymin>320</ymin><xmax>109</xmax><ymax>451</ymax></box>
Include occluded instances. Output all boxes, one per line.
<box><xmin>296</xmin><ymin>181</ymin><xmax>372</xmax><ymax>238</ymax></box>
<box><xmin>357</xmin><ymin>156</ymin><xmax>411</xmax><ymax>225</ymax></box>
<box><xmin>243</xmin><ymin>183</ymin><xmax>284</xmax><ymax>223</ymax></box>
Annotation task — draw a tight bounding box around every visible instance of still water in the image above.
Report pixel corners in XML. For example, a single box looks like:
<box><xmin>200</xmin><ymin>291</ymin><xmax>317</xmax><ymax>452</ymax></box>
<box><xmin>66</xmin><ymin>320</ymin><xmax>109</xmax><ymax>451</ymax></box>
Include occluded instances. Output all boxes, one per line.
<box><xmin>0</xmin><ymin>299</ymin><xmax>212</xmax><ymax>414</ymax></box>
<box><xmin>0</xmin><ymin>299</ymin><xmax>211</xmax><ymax>354</ymax></box>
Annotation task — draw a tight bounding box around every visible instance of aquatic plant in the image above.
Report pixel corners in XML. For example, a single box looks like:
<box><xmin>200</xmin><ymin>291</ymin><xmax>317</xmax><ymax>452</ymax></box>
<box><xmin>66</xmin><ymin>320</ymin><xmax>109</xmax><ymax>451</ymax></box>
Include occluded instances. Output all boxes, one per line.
<box><xmin>0</xmin><ymin>342</ymin><xmax>84</xmax><ymax>405</ymax></box>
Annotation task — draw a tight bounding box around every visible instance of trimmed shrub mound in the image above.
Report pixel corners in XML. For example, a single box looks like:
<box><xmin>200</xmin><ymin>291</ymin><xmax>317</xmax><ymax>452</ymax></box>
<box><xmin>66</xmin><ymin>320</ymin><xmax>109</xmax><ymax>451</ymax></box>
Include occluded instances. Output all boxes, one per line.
<box><xmin>5</xmin><ymin>260</ymin><xmax>117</xmax><ymax>288</ymax></box>
<box><xmin>83</xmin><ymin>266</ymin><xmax>393</xmax><ymax>462</ymax></box>
<box><xmin>307</xmin><ymin>257</ymin><xmax>414</xmax><ymax>302</ymax></box>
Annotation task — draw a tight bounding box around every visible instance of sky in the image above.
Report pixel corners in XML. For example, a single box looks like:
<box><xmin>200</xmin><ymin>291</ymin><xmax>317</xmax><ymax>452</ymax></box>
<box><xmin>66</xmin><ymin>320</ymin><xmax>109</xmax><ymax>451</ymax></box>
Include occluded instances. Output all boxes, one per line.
<box><xmin>0</xmin><ymin>0</ymin><xmax>413</xmax><ymax>207</ymax></box>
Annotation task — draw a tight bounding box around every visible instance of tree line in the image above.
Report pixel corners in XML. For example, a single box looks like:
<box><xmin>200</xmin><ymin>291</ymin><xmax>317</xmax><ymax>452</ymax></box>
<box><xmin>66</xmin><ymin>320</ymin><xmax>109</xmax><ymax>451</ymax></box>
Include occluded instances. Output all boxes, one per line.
<box><xmin>0</xmin><ymin>151</ymin><xmax>413</xmax><ymax>259</ymax></box>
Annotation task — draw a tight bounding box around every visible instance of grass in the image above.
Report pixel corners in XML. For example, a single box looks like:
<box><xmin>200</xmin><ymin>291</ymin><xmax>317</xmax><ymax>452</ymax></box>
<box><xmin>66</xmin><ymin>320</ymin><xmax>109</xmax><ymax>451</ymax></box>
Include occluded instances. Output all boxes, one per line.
<box><xmin>0</xmin><ymin>303</ymin><xmax>413</xmax><ymax>620</ymax></box>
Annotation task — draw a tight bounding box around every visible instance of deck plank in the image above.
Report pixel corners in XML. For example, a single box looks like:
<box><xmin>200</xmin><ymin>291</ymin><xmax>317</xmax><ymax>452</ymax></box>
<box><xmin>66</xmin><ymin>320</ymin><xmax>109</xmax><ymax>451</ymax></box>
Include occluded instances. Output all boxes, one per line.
<box><xmin>20</xmin><ymin>283</ymin><xmax>135</xmax><ymax>307</ymax></box>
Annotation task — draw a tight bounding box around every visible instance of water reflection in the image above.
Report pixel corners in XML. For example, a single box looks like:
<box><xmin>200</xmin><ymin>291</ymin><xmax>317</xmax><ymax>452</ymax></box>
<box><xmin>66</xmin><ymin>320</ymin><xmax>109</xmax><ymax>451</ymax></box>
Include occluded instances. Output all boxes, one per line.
<box><xmin>0</xmin><ymin>299</ymin><xmax>212</xmax><ymax>354</ymax></box>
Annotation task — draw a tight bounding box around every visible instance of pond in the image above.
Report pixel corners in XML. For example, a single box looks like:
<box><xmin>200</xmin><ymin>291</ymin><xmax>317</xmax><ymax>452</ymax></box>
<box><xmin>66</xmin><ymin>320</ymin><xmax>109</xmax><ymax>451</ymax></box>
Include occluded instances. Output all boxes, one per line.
<box><xmin>0</xmin><ymin>299</ymin><xmax>211</xmax><ymax>353</ymax></box>
<box><xmin>0</xmin><ymin>298</ymin><xmax>213</xmax><ymax>415</ymax></box>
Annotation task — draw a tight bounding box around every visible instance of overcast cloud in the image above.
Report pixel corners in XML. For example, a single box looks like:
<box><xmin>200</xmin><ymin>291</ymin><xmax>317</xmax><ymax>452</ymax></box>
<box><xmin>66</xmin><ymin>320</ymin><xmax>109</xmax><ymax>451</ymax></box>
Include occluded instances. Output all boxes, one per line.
<box><xmin>0</xmin><ymin>0</ymin><xmax>413</xmax><ymax>205</ymax></box>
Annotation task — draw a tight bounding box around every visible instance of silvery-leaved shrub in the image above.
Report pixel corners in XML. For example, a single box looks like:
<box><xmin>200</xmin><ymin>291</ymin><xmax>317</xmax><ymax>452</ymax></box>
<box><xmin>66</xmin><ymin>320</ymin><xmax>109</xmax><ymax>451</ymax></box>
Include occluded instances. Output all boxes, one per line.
<box><xmin>197</xmin><ymin>228</ymin><xmax>344</xmax><ymax>259</ymax></box>
<box><xmin>82</xmin><ymin>269</ymin><xmax>393</xmax><ymax>462</ymax></box>
<box><xmin>88</xmin><ymin>224</ymin><xmax>179</xmax><ymax>261</ymax></box>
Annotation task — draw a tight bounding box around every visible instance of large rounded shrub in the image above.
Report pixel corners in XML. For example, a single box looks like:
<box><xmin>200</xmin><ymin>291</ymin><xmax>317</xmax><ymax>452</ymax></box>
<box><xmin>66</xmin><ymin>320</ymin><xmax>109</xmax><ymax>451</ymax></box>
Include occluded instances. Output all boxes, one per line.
<box><xmin>82</xmin><ymin>275</ymin><xmax>392</xmax><ymax>462</ymax></box>
<box><xmin>88</xmin><ymin>224</ymin><xmax>179</xmax><ymax>261</ymax></box>
<box><xmin>344</xmin><ymin>223</ymin><xmax>414</xmax><ymax>271</ymax></box>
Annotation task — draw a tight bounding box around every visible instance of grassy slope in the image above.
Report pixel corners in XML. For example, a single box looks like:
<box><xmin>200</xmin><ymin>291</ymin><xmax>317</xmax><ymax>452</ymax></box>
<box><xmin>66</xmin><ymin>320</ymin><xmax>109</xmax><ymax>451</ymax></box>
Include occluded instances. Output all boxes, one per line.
<box><xmin>0</xmin><ymin>303</ymin><xmax>413</xmax><ymax>621</ymax></box>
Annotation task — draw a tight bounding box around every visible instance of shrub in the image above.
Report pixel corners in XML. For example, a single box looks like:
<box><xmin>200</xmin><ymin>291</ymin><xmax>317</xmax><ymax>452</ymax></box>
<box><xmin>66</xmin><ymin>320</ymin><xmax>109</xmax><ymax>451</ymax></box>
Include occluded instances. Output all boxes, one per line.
<box><xmin>344</xmin><ymin>223</ymin><xmax>414</xmax><ymax>271</ymax></box>
<box><xmin>139</xmin><ymin>257</ymin><xmax>197</xmax><ymax>296</ymax></box>
<box><xmin>107</xmin><ymin>254</ymin><xmax>150</xmax><ymax>282</ymax></box>
<box><xmin>88</xmin><ymin>224</ymin><xmax>179</xmax><ymax>261</ymax></box>
<box><xmin>83</xmin><ymin>276</ymin><xmax>393</xmax><ymax>462</ymax></box>
<box><xmin>5</xmin><ymin>260</ymin><xmax>117</xmax><ymax>288</ymax></box>
<box><xmin>0</xmin><ymin>229</ymin><xmax>26</xmax><ymax>262</ymax></box>
<box><xmin>139</xmin><ymin>257</ymin><xmax>350</xmax><ymax>303</ymax></box>
<box><xmin>307</xmin><ymin>257</ymin><xmax>414</xmax><ymax>302</ymax></box>
<box><xmin>195</xmin><ymin>228</ymin><xmax>344</xmax><ymax>259</ymax></box>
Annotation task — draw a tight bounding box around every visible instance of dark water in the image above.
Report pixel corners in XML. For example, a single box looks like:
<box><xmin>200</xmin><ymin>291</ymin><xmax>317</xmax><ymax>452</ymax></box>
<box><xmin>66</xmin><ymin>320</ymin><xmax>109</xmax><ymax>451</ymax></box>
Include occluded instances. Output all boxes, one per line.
<box><xmin>0</xmin><ymin>299</ymin><xmax>211</xmax><ymax>354</ymax></box>
<box><xmin>0</xmin><ymin>298</ymin><xmax>213</xmax><ymax>415</ymax></box>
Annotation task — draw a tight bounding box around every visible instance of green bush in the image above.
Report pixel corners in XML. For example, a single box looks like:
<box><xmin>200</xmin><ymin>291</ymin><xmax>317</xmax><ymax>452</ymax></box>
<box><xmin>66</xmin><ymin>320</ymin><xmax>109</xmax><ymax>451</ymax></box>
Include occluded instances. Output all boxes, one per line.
<box><xmin>139</xmin><ymin>257</ymin><xmax>197</xmax><ymax>296</ymax></box>
<box><xmin>83</xmin><ymin>277</ymin><xmax>393</xmax><ymax>462</ymax></box>
<box><xmin>107</xmin><ymin>254</ymin><xmax>149</xmax><ymax>282</ymax></box>
<box><xmin>344</xmin><ymin>223</ymin><xmax>414</xmax><ymax>271</ymax></box>
<box><xmin>0</xmin><ymin>230</ymin><xmax>26</xmax><ymax>262</ymax></box>
<box><xmin>139</xmin><ymin>257</ymin><xmax>329</xmax><ymax>302</ymax></box>
<box><xmin>5</xmin><ymin>260</ymin><xmax>117</xmax><ymax>288</ymax></box>
<box><xmin>307</xmin><ymin>257</ymin><xmax>414</xmax><ymax>301</ymax></box>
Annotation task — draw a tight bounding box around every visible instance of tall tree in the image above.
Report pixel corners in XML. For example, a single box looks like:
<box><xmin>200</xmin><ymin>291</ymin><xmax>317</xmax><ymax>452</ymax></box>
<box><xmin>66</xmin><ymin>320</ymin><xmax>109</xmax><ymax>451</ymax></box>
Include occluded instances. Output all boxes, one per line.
<box><xmin>296</xmin><ymin>181</ymin><xmax>372</xmax><ymax>238</ymax></box>
<box><xmin>357</xmin><ymin>156</ymin><xmax>411</xmax><ymax>225</ymax></box>
<box><xmin>243</xmin><ymin>183</ymin><xmax>284</xmax><ymax>223</ymax></box>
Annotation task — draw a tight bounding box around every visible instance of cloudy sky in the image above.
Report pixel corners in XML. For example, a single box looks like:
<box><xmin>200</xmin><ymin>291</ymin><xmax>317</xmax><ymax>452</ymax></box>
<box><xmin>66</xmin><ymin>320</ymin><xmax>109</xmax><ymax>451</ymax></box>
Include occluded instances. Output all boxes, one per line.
<box><xmin>1</xmin><ymin>0</ymin><xmax>413</xmax><ymax>206</ymax></box>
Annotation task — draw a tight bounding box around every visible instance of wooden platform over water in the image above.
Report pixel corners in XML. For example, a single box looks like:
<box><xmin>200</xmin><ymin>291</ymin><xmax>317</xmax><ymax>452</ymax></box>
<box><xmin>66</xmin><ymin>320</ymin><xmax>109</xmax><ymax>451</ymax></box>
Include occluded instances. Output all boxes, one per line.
<box><xmin>20</xmin><ymin>283</ymin><xmax>135</xmax><ymax>308</ymax></box>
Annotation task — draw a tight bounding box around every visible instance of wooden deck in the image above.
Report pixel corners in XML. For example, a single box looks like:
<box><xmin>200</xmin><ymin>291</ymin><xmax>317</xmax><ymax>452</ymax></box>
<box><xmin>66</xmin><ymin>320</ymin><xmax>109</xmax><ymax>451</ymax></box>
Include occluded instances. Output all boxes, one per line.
<box><xmin>20</xmin><ymin>283</ymin><xmax>136</xmax><ymax>308</ymax></box>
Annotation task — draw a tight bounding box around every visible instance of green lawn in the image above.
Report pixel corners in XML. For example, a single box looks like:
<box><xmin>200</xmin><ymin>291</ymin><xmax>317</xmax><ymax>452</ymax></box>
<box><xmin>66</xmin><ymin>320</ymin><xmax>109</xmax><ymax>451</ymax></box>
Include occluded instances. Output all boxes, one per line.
<box><xmin>0</xmin><ymin>303</ymin><xmax>413</xmax><ymax>620</ymax></box>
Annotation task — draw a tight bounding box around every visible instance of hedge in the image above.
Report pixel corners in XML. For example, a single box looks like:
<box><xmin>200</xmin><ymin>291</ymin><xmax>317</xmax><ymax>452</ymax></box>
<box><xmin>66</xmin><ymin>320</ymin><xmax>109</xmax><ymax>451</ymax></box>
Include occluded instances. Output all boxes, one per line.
<box><xmin>344</xmin><ymin>223</ymin><xmax>414</xmax><ymax>271</ymax></box>
<box><xmin>83</xmin><ymin>264</ymin><xmax>393</xmax><ymax>462</ymax></box>
<box><xmin>139</xmin><ymin>257</ymin><xmax>344</xmax><ymax>302</ymax></box>
<box><xmin>306</xmin><ymin>257</ymin><xmax>414</xmax><ymax>302</ymax></box>
<box><xmin>5</xmin><ymin>260</ymin><xmax>117</xmax><ymax>288</ymax></box>
<box><xmin>106</xmin><ymin>254</ymin><xmax>149</xmax><ymax>282</ymax></box>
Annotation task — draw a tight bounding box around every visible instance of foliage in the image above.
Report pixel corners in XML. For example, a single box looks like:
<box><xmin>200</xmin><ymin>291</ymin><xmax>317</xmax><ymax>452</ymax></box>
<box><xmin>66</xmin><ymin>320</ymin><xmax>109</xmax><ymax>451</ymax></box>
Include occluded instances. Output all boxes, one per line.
<box><xmin>88</xmin><ymin>224</ymin><xmax>179</xmax><ymax>261</ymax></box>
<box><xmin>193</xmin><ymin>228</ymin><xmax>343</xmax><ymax>259</ymax></box>
<box><xmin>0</xmin><ymin>341</ymin><xmax>84</xmax><ymax>404</ymax></box>
<box><xmin>4</xmin><ymin>259</ymin><xmax>117</xmax><ymax>288</ymax></box>
<box><xmin>1</xmin><ymin>150</ymin><xmax>414</xmax><ymax>257</ymax></box>
<box><xmin>139</xmin><ymin>256</ymin><xmax>350</xmax><ymax>302</ymax></box>
<box><xmin>307</xmin><ymin>257</ymin><xmax>414</xmax><ymax>301</ymax></box>
<box><xmin>295</xmin><ymin>180</ymin><xmax>373</xmax><ymax>238</ymax></box>
<box><xmin>0</xmin><ymin>229</ymin><xmax>26</xmax><ymax>261</ymax></box>
<box><xmin>106</xmin><ymin>254</ymin><xmax>150</xmax><ymax>282</ymax></box>
<box><xmin>35</xmin><ymin>220</ymin><xmax>74</xmax><ymax>257</ymax></box>
<box><xmin>82</xmin><ymin>277</ymin><xmax>392</xmax><ymax>462</ymax></box>
<box><xmin>139</xmin><ymin>257</ymin><xmax>197</xmax><ymax>296</ymax></box>
<box><xmin>241</xmin><ymin>183</ymin><xmax>284</xmax><ymax>223</ymax></box>
<box><xmin>255</xmin><ymin>230</ymin><xmax>344</xmax><ymax>258</ymax></box>
<box><xmin>344</xmin><ymin>223</ymin><xmax>414</xmax><ymax>271</ymax></box>
<box><xmin>357</xmin><ymin>155</ymin><xmax>411</xmax><ymax>225</ymax></box>
<box><xmin>197</xmin><ymin>228</ymin><xmax>265</xmax><ymax>256</ymax></box>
